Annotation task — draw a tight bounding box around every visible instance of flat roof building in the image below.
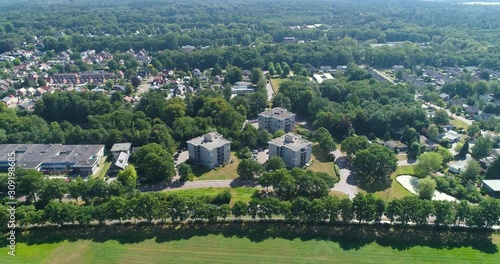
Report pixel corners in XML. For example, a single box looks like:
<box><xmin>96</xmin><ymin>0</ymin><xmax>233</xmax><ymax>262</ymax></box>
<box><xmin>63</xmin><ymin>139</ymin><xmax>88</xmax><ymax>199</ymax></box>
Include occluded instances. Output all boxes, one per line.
<box><xmin>258</xmin><ymin>107</ymin><xmax>296</xmax><ymax>134</ymax></box>
<box><xmin>482</xmin><ymin>180</ymin><xmax>500</xmax><ymax>196</ymax></box>
<box><xmin>268</xmin><ymin>133</ymin><xmax>312</xmax><ymax>168</ymax></box>
<box><xmin>0</xmin><ymin>144</ymin><xmax>104</xmax><ymax>176</ymax></box>
<box><xmin>187</xmin><ymin>132</ymin><xmax>231</xmax><ymax>169</ymax></box>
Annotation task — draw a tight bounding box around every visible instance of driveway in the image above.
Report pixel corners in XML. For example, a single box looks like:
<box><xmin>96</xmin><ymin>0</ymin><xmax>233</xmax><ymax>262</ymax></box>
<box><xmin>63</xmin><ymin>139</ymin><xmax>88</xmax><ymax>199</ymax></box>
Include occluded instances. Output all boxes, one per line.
<box><xmin>330</xmin><ymin>149</ymin><xmax>359</xmax><ymax>199</ymax></box>
<box><xmin>266</xmin><ymin>81</ymin><xmax>274</xmax><ymax>101</ymax></box>
<box><xmin>136</xmin><ymin>76</ymin><xmax>154</xmax><ymax>96</ymax></box>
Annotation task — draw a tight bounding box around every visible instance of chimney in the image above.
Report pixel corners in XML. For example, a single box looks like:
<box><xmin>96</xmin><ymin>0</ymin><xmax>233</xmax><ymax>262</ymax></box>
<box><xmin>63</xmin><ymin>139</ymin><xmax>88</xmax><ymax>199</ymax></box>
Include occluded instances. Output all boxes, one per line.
<box><xmin>284</xmin><ymin>134</ymin><xmax>295</xmax><ymax>143</ymax></box>
<box><xmin>204</xmin><ymin>133</ymin><xmax>213</xmax><ymax>142</ymax></box>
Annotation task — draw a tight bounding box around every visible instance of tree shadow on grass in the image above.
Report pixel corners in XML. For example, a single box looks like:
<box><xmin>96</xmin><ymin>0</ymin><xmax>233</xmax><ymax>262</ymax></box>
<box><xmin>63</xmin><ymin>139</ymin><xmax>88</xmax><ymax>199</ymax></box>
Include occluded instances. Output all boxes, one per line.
<box><xmin>3</xmin><ymin>222</ymin><xmax>497</xmax><ymax>254</ymax></box>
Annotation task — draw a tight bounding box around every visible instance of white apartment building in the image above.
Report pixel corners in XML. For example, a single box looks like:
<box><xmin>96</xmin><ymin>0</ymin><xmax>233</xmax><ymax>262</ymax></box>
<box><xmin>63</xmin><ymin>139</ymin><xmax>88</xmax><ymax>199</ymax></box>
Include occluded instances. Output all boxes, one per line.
<box><xmin>258</xmin><ymin>107</ymin><xmax>296</xmax><ymax>134</ymax></box>
<box><xmin>187</xmin><ymin>132</ymin><xmax>231</xmax><ymax>169</ymax></box>
<box><xmin>268</xmin><ymin>133</ymin><xmax>312</xmax><ymax>168</ymax></box>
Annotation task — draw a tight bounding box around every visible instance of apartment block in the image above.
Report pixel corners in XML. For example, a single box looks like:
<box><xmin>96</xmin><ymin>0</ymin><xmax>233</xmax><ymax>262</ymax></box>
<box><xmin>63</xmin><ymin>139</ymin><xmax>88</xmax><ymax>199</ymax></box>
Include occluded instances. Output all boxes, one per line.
<box><xmin>268</xmin><ymin>133</ymin><xmax>312</xmax><ymax>168</ymax></box>
<box><xmin>187</xmin><ymin>132</ymin><xmax>231</xmax><ymax>169</ymax></box>
<box><xmin>258</xmin><ymin>107</ymin><xmax>296</xmax><ymax>134</ymax></box>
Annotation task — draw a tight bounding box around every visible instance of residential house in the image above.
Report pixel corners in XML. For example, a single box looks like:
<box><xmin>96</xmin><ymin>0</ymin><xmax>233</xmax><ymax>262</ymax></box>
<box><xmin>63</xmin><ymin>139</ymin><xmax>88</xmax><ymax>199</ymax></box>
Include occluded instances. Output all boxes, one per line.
<box><xmin>284</xmin><ymin>37</ymin><xmax>297</xmax><ymax>43</ymax></box>
<box><xmin>110</xmin><ymin>143</ymin><xmax>132</xmax><ymax>160</ymax></box>
<box><xmin>17</xmin><ymin>88</ymin><xmax>27</xmax><ymax>97</ymax></box>
<box><xmin>420</xmin><ymin>135</ymin><xmax>437</xmax><ymax>151</ymax></box>
<box><xmin>268</xmin><ymin>133</ymin><xmax>312</xmax><ymax>168</ymax></box>
<box><xmin>439</xmin><ymin>93</ymin><xmax>450</xmax><ymax>101</ymax></box>
<box><xmin>440</xmin><ymin>130</ymin><xmax>461</xmax><ymax>143</ymax></box>
<box><xmin>51</xmin><ymin>73</ymin><xmax>79</xmax><ymax>85</ymax></box>
<box><xmin>448</xmin><ymin>159</ymin><xmax>468</xmax><ymax>174</ymax></box>
<box><xmin>112</xmin><ymin>151</ymin><xmax>130</xmax><ymax>171</ymax></box>
<box><xmin>187</xmin><ymin>132</ymin><xmax>231</xmax><ymax>169</ymax></box>
<box><xmin>26</xmin><ymin>87</ymin><xmax>36</xmax><ymax>97</ymax></box>
<box><xmin>258</xmin><ymin>107</ymin><xmax>296</xmax><ymax>133</ymax></box>
<box><xmin>181</xmin><ymin>45</ymin><xmax>195</xmax><ymax>53</ymax></box>
<box><xmin>232</xmin><ymin>81</ymin><xmax>254</xmax><ymax>94</ymax></box>
<box><xmin>464</xmin><ymin>105</ymin><xmax>480</xmax><ymax>115</ymax></box>
<box><xmin>481</xmin><ymin>180</ymin><xmax>500</xmax><ymax>196</ymax></box>
<box><xmin>1</xmin><ymin>96</ymin><xmax>18</xmax><ymax>107</ymax></box>
<box><xmin>18</xmin><ymin>100</ymin><xmax>35</xmax><ymax>111</ymax></box>
<box><xmin>384</xmin><ymin>140</ymin><xmax>408</xmax><ymax>153</ymax></box>
<box><xmin>35</xmin><ymin>87</ymin><xmax>46</xmax><ymax>97</ymax></box>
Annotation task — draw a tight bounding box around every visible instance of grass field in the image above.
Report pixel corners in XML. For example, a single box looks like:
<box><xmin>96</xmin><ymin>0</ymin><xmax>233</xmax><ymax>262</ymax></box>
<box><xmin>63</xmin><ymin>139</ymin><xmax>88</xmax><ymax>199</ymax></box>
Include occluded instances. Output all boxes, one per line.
<box><xmin>270</xmin><ymin>78</ymin><xmax>287</xmax><ymax>93</ymax></box>
<box><xmin>308</xmin><ymin>145</ymin><xmax>339</xmax><ymax>182</ymax></box>
<box><xmin>2</xmin><ymin>223</ymin><xmax>499</xmax><ymax>264</ymax></box>
<box><xmin>191</xmin><ymin>153</ymin><xmax>240</xmax><ymax>181</ymax></box>
<box><xmin>94</xmin><ymin>158</ymin><xmax>111</xmax><ymax>179</ymax></box>
<box><xmin>164</xmin><ymin>187</ymin><xmax>259</xmax><ymax>204</ymax></box>
<box><xmin>366</xmin><ymin>165</ymin><xmax>416</xmax><ymax>202</ymax></box>
<box><xmin>450</xmin><ymin>117</ymin><xmax>470</xmax><ymax>130</ymax></box>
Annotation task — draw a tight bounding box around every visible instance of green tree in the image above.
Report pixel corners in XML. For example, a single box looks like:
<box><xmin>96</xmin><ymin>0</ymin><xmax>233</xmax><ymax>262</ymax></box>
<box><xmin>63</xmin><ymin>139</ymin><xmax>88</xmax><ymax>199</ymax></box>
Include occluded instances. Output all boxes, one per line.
<box><xmin>18</xmin><ymin>170</ymin><xmax>45</xmax><ymax>204</ymax></box>
<box><xmin>68</xmin><ymin>176</ymin><xmax>87</xmax><ymax>203</ymax></box>
<box><xmin>314</xmin><ymin>127</ymin><xmax>336</xmax><ymax>157</ymax></box>
<box><xmin>226</xmin><ymin>65</ymin><xmax>243</xmax><ymax>84</ymax></box>
<box><xmin>433</xmin><ymin>109</ymin><xmax>449</xmax><ymax>125</ymax></box>
<box><xmin>267</xmin><ymin>62</ymin><xmax>276</xmax><ymax>76</ymax></box>
<box><xmin>471</xmin><ymin>137</ymin><xmax>493</xmax><ymax>159</ymax></box>
<box><xmin>231</xmin><ymin>201</ymin><xmax>248</xmax><ymax>219</ymax></box>
<box><xmin>408</xmin><ymin>142</ymin><xmax>420</xmax><ymax>160</ymax></box>
<box><xmin>352</xmin><ymin>144</ymin><xmax>397</xmax><ymax>184</ymax></box>
<box><xmin>39</xmin><ymin>179</ymin><xmax>68</xmax><ymax>203</ymax></box>
<box><xmin>250</xmin><ymin>67</ymin><xmax>263</xmax><ymax>84</ymax></box>
<box><xmin>485</xmin><ymin>156</ymin><xmax>500</xmax><ymax>179</ymax></box>
<box><xmin>178</xmin><ymin>163</ymin><xmax>194</xmax><ymax>182</ymax></box>
<box><xmin>417</xmin><ymin>177</ymin><xmax>436</xmax><ymax>200</ymax></box>
<box><xmin>117</xmin><ymin>164</ymin><xmax>138</xmax><ymax>190</ymax></box>
<box><xmin>461</xmin><ymin>160</ymin><xmax>481</xmax><ymax>184</ymax></box>
<box><xmin>223</xmin><ymin>83</ymin><xmax>232</xmax><ymax>100</ymax></box>
<box><xmin>134</xmin><ymin>143</ymin><xmax>175</xmax><ymax>183</ymax></box>
<box><xmin>414</xmin><ymin>152</ymin><xmax>443</xmax><ymax>177</ymax></box>
<box><xmin>433</xmin><ymin>200</ymin><xmax>456</xmax><ymax>226</ymax></box>
<box><xmin>341</xmin><ymin>135</ymin><xmax>370</xmax><ymax>158</ymax></box>
<box><xmin>237</xmin><ymin>158</ymin><xmax>264</xmax><ymax>180</ymax></box>
<box><xmin>264</xmin><ymin>156</ymin><xmax>286</xmax><ymax>171</ymax></box>
<box><xmin>426</xmin><ymin>124</ymin><xmax>439</xmax><ymax>142</ymax></box>
<box><xmin>458</xmin><ymin>141</ymin><xmax>469</xmax><ymax>159</ymax></box>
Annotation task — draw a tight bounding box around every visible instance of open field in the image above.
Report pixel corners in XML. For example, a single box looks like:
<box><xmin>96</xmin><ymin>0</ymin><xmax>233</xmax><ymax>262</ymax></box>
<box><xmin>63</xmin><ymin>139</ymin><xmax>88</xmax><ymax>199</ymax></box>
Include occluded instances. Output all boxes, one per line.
<box><xmin>1</xmin><ymin>223</ymin><xmax>499</xmax><ymax>264</ymax></box>
<box><xmin>309</xmin><ymin>145</ymin><xmax>339</xmax><ymax>182</ymax></box>
<box><xmin>192</xmin><ymin>153</ymin><xmax>239</xmax><ymax>181</ymax></box>
<box><xmin>164</xmin><ymin>187</ymin><xmax>259</xmax><ymax>204</ymax></box>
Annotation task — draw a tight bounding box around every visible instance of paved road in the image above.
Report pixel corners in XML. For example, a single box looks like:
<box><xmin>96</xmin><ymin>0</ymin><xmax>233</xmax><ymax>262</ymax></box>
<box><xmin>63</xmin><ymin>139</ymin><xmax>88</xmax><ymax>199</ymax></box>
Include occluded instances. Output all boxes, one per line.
<box><xmin>330</xmin><ymin>149</ymin><xmax>359</xmax><ymax>199</ymax></box>
<box><xmin>138</xmin><ymin>179</ymin><xmax>259</xmax><ymax>192</ymax></box>
<box><xmin>136</xmin><ymin>76</ymin><xmax>154</xmax><ymax>96</ymax></box>
<box><xmin>266</xmin><ymin>81</ymin><xmax>274</xmax><ymax>101</ymax></box>
<box><xmin>424</xmin><ymin>101</ymin><xmax>473</xmax><ymax>126</ymax></box>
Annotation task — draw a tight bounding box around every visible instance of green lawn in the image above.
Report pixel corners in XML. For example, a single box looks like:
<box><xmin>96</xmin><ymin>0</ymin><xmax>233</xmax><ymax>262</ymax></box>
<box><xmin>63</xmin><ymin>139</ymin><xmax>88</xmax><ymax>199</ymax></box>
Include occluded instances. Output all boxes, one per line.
<box><xmin>450</xmin><ymin>118</ymin><xmax>470</xmax><ymax>130</ymax></box>
<box><xmin>370</xmin><ymin>165</ymin><xmax>416</xmax><ymax>202</ymax></box>
<box><xmin>2</xmin><ymin>223</ymin><xmax>499</xmax><ymax>264</ymax></box>
<box><xmin>191</xmin><ymin>153</ymin><xmax>240</xmax><ymax>181</ymax></box>
<box><xmin>164</xmin><ymin>187</ymin><xmax>259</xmax><ymax>204</ymax></box>
<box><xmin>308</xmin><ymin>145</ymin><xmax>339</xmax><ymax>182</ymax></box>
<box><xmin>270</xmin><ymin>78</ymin><xmax>287</xmax><ymax>93</ymax></box>
<box><xmin>94</xmin><ymin>158</ymin><xmax>111</xmax><ymax>180</ymax></box>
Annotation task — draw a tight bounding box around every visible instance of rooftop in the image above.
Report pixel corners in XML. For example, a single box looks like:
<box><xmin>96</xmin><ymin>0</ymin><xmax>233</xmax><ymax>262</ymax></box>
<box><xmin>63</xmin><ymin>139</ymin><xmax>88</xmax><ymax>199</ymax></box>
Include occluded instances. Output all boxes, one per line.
<box><xmin>482</xmin><ymin>180</ymin><xmax>500</xmax><ymax>192</ymax></box>
<box><xmin>259</xmin><ymin>107</ymin><xmax>295</xmax><ymax>120</ymax></box>
<box><xmin>114</xmin><ymin>151</ymin><xmax>130</xmax><ymax>169</ymax></box>
<box><xmin>269</xmin><ymin>133</ymin><xmax>312</xmax><ymax>151</ymax></box>
<box><xmin>187</xmin><ymin>132</ymin><xmax>231</xmax><ymax>150</ymax></box>
<box><xmin>385</xmin><ymin>140</ymin><xmax>407</xmax><ymax>148</ymax></box>
<box><xmin>110</xmin><ymin>143</ymin><xmax>132</xmax><ymax>152</ymax></box>
<box><xmin>0</xmin><ymin>144</ymin><xmax>104</xmax><ymax>169</ymax></box>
